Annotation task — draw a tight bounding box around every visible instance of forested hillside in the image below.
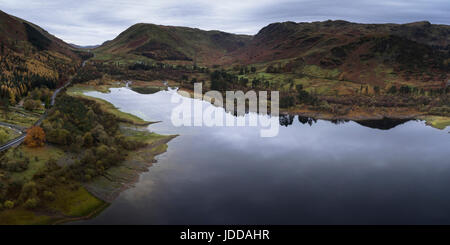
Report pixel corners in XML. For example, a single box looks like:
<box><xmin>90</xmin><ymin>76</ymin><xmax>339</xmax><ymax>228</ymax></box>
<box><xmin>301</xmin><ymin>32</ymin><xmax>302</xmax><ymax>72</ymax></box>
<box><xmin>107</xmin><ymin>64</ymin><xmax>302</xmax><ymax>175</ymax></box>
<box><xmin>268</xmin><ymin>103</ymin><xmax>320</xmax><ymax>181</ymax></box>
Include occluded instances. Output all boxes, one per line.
<box><xmin>0</xmin><ymin>10</ymin><xmax>81</xmax><ymax>107</ymax></box>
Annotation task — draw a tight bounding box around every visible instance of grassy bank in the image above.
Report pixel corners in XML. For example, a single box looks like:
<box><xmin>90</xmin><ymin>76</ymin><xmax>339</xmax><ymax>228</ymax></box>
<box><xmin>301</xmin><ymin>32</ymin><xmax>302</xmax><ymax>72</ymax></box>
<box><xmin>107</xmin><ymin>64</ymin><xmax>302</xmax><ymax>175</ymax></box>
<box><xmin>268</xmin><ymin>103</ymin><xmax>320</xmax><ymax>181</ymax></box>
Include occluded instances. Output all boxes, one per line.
<box><xmin>0</xmin><ymin>126</ymin><xmax>21</xmax><ymax>145</ymax></box>
<box><xmin>66</xmin><ymin>83</ymin><xmax>152</xmax><ymax>126</ymax></box>
<box><xmin>0</xmin><ymin>108</ymin><xmax>41</xmax><ymax>128</ymax></box>
<box><xmin>0</xmin><ymin>185</ymin><xmax>107</xmax><ymax>225</ymax></box>
<box><xmin>419</xmin><ymin>116</ymin><xmax>450</xmax><ymax>130</ymax></box>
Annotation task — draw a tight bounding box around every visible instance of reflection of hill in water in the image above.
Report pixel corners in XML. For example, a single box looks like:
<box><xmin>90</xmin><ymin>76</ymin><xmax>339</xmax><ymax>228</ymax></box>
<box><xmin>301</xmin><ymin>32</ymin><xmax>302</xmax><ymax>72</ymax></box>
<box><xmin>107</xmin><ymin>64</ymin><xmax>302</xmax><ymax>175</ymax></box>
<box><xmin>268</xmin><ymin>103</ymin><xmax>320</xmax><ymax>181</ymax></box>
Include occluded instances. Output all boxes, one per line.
<box><xmin>355</xmin><ymin>118</ymin><xmax>411</xmax><ymax>130</ymax></box>
<box><xmin>280</xmin><ymin>115</ymin><xmax>411</xmax><ymax>130</ymax></box>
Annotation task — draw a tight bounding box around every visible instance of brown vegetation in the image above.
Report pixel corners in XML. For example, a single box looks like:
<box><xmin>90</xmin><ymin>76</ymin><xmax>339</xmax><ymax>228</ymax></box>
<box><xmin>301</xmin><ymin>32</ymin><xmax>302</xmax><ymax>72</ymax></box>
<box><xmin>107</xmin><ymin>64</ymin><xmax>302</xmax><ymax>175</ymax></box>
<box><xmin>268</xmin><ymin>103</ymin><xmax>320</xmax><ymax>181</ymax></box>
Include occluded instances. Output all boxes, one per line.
<box><xmin>24</xmin><ymin>126</ymin><xmax>46</xmax><ymax>147</ymax></box>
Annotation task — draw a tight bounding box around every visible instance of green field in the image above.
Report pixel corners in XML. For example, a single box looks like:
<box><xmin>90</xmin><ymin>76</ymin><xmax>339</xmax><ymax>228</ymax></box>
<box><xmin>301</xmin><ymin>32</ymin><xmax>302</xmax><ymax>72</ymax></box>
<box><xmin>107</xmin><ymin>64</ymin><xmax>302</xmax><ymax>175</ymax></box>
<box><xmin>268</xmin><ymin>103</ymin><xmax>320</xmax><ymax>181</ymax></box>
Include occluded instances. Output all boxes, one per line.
<box><xmin>0</xmin><ymin>108</ymin><xmax>41</xmax><ymax>128</ymax></box>
<box><xmin>0</xmin><ymin>126</ymin><xmax>21</xmax><ymax>144</ymax></box>
<box><xmin>0</xmin><ymin>186</ymin><xmax>107</xmax><ymax>225</ymax></box>
<box><xmin>7</xmin><ymin>145</ymin><xmax>64</xmax><ymax>182</ymax></box>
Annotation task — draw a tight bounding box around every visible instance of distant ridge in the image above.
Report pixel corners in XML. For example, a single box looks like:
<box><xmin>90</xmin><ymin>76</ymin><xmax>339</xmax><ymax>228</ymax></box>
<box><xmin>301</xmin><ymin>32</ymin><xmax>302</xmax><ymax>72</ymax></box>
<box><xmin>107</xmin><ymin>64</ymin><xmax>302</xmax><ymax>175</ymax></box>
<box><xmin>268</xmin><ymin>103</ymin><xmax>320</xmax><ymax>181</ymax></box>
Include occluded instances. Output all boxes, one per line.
<box><xmin>69</xmin><ymin>43</ymin><xmax>100</xmax><ymax>49</ymax></box>
<box><xmin>94</xmin><ymin>20</ymin><xmax>449</xmax><ymax>84</ymax></box>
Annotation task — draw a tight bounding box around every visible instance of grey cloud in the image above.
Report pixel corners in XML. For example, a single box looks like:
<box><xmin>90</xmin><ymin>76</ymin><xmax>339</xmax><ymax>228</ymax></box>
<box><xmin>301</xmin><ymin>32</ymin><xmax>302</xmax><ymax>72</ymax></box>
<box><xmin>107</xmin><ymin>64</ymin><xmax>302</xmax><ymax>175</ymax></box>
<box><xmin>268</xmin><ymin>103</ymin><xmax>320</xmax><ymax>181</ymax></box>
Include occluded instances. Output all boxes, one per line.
<box><xmin>0</xmin><ymin>0</ymin><xmax>448</xmax><ymax>46</ymax></box>
<box><xmin>250</xmin><ymin>0</ymin><xmax>450</xmax><ymax>24</ymax></box>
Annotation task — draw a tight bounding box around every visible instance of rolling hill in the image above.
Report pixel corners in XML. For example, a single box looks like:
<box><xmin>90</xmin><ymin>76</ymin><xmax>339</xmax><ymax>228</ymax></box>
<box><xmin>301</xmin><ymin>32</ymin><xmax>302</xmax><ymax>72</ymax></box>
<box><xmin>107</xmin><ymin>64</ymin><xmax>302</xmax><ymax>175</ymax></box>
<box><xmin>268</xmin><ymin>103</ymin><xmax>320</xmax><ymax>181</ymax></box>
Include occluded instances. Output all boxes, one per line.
<box><xmin>226</xmin><ymin>20</ymin><xmax>449</xmax><ymax>85</ymax></box>
<box><xmin>95</xmin><ymin>20</ymin><xmax>449</xmax><ymax>86</ymax></box>
<box><xmin>95</xmin><ymin>23</ymin><xmax>252</xmax><ymax>64</ymax></box>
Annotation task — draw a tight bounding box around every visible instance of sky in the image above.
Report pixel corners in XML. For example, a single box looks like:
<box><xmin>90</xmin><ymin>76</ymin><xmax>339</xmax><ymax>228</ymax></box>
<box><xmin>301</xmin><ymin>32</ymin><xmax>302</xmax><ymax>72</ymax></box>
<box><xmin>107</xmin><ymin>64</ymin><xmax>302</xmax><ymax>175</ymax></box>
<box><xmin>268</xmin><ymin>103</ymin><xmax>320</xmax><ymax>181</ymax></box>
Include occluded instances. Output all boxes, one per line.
<box><xmin>1</xmin><ymin>0</ymin><xmax>449</xmax><ymax>46</ymax></box>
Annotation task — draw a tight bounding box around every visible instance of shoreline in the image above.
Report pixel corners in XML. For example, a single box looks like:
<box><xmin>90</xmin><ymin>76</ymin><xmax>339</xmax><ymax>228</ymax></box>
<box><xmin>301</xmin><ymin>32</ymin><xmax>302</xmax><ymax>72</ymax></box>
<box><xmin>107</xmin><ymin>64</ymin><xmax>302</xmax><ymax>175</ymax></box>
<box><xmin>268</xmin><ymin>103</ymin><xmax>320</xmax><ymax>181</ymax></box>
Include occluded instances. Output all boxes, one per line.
<box><xmin>56</xmin><ymin>81</ymin><xmax>448</xmax><ymax>221</ymax></box>
<box><xmin>0</xmin><ymin>82</ymin><xmax>177</xmax><ymax>225</ymax></box>
<box><xmin>51</xmin><ymin>202</ymin><xmax>110</xmax><ymax>225</ymax></box>
<box><xmin>83</xmin><ymin>134</ymin><xmax>177</xmax><ymax>203</ymax></box>
<box><xmin>3</xmin><ymin>80</ymin><xmax>443</xmax><ymax>225</ymax></box>
<box><xmin>62</xmin><ymin>84</ymin><xmax>177</xmax><ymax>222</ymax></box>
<box><xmin>177</xmin><ymin>87</ymin><xmax>449</xmax><ymax>130</ymax></box>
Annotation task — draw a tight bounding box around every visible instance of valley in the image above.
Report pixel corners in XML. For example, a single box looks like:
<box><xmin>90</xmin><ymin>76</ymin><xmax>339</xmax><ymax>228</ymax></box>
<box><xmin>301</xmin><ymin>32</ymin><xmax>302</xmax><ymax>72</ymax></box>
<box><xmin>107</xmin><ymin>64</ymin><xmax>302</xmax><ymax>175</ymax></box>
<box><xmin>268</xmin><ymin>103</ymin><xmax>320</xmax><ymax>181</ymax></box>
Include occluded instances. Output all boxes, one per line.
<box><xmin>85</xmin><ymin>20</ymin><xmax>449</xmax><ymax>127</ymax></box>
<box><xmin>0</xmin><ymin>9</ymin><xmax>448</xmax><ymax>224</ymax></box>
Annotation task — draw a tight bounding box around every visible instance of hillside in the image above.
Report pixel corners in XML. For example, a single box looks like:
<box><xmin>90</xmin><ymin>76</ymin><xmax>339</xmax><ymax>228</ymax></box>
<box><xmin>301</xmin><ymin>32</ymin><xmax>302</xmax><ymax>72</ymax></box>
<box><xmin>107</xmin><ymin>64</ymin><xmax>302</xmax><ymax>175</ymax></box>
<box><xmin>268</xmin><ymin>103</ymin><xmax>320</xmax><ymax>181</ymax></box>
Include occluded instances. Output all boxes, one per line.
<box><xmin>0</xmin><ymin>10</ymin><xmax>81</xmax><ymax>105</ymax></box>
<box><xmin>88</xmin><ymin>20</ymin><xmax>449</xmax><ymax>124</ymax></box>
<box><xmin>94</xmin><ymin>20</ymin><xmax>449</xmax><ymax>88</ymax></box>
<box><xmin>95</xmin><ymin>23</ymin><xmax>252</xmax><ymax>64</ymax></box>
<box><xmin>226</xmin><ymin>20</ymin><xmax>449</xmax><ymax>86</ymax></box>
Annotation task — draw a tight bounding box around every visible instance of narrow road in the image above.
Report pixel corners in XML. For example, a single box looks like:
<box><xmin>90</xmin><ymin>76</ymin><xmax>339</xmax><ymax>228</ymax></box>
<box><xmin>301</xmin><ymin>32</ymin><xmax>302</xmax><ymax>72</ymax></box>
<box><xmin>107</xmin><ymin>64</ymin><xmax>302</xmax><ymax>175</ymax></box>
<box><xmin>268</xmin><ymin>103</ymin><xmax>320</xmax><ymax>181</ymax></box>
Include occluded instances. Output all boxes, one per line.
<box><xmin>51</xmin><ymin>79</ymin><xmax>71</xmax><ymax>106</ymax></box>
<box><xmin>0</xmin><ymin>81</ymin><xmax>69</xmax><ymax>152</ymax></box>
<box><xmin>0</xmin><ymin>134</ymin><xmax>26</xmax><ymax>152</ymax></box>
<box><xmin>0</xmin><ymin>57</ymin><xmax>87</xmax><ymax>152</ymax></box>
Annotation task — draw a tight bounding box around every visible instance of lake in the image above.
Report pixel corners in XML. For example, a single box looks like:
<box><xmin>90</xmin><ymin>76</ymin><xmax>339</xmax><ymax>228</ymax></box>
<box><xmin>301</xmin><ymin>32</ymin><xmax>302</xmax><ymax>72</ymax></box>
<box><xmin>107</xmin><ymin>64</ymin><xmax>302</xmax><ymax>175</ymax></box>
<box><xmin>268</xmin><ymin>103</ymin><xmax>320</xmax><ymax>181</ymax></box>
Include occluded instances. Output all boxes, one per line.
<box><xmin>75</xmin><ymin>87</ymin><xmax>450</xmax><ymax>224</ymax></box>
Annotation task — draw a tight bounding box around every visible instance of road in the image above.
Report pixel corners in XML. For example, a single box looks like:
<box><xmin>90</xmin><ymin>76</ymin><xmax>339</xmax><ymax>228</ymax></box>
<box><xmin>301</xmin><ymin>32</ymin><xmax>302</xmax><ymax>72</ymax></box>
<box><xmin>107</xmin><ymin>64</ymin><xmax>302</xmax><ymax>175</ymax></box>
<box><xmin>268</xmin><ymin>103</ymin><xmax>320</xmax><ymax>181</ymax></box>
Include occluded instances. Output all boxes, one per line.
<box><xmin>0</xmin><ymin>134</ymin><xmax>26</xmax><ymax>152</ymax></box>
<box><xmin>0</xmin><ymin>81</ymin><xmax>68</xmax><ymax>152</ymax></box>
<box><xmin>51</xmin><ymin>79</ymin><xmax>71</xmax><ymax>106</ymax></box>
<box><xmin>0</xmin><ymin>58</ymin><xmax>87</xmax><ymax>152</ymax></box>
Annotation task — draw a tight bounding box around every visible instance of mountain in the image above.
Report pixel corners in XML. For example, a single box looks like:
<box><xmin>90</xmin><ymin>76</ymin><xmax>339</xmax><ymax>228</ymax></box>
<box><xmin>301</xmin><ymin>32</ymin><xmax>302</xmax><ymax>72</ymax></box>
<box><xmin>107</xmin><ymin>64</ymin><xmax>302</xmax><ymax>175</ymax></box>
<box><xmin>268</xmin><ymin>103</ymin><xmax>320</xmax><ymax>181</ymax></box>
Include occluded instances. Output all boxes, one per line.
<box><xmin>0</xmin><ymin>10</ymin><xmax>81</xmax><ymax>104</ymax></box>
<box><xmin>96</xmin><ymin>20</ymin><xmax>449</xmax><ymax>85</ymax></box>
<box><xmin>0</xmin><ymin>10</ymin><xmax>80</xmax><ymax>60</ymax></box>
<box><xmin>235</xmin><ymin>20</ymin><xmax>449</xmax><ymax>62</ymax></box>
<box><xmin>95</xmin><ymin>23</ymin><xmax>252</xmax><ymax>64</ymax></box>
<box><xmin>226</xmin><ymin>20</ymin><xmax>449</xmax><ymax>84</ymax></box>
<box><xmin>69</xmin><ymin>43</ymin><xmax>100</xmax><ymax>49</ymax></box>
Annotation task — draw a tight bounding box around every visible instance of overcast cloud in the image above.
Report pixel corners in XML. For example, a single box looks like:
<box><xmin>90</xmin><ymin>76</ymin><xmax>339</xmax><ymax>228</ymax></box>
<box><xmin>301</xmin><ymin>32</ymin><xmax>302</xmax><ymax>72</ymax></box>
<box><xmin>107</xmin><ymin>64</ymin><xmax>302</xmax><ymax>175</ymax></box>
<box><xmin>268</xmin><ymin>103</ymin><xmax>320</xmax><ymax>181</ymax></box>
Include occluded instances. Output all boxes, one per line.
<box><xmin>0</xmin><ymin>0</ymin><xmax>448</xmax><ymax>46</ymax></box>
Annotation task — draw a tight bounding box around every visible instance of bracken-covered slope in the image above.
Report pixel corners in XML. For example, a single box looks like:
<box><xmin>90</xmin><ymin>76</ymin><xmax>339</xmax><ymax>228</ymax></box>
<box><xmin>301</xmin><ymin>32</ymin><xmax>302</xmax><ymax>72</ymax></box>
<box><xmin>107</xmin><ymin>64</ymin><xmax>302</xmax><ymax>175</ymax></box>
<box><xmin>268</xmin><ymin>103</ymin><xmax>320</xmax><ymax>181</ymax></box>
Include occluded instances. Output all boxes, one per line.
<box><xmin>96</xmin><ymin>20</ymin><xmax>449</xmax><ymax>85</ymax></box>
<box><xmin>0</xmin><ymin>10</ymin><xmax>81</xmax><ymax>104</ymax></box>
<box><xmin>226</xmin><ymin>20</ymin><xmax>449</xmax><ymax>84</ymax></box>
<box><xmin>95</xmin><ymin>23</ymin><xmax>252</xmax><ymax>64</ymax></box>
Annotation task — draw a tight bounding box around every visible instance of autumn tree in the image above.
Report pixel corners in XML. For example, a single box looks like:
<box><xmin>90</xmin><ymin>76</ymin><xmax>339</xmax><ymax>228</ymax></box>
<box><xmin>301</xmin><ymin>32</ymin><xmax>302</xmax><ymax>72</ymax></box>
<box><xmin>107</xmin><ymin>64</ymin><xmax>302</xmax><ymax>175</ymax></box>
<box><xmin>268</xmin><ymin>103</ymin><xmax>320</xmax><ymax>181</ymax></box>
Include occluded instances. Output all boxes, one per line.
<box><xmin>24</xmin><ymin>126</ymin><xmax>46</xmax><ymax>147</ymax></box>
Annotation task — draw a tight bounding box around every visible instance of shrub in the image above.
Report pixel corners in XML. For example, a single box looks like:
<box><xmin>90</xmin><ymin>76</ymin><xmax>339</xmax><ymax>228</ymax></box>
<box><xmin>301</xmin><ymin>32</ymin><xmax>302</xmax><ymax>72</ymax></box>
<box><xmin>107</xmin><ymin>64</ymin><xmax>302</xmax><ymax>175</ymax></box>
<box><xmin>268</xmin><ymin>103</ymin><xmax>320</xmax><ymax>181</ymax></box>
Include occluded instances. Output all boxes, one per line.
<box><xmin>318</xmin><ymin>101</ymin><xmax>332</xmax><ymax>112</ymax></box>
<box><xmin>43</xmin><ymin>191</ymin><xmax>55</xmax><ymax>201</ymax></box>
<box><xmin>23</xmin><ymin>99</ymin><xmax>42</xmax><ymax>111</ymax></box>
<box><xmin>399</xmin><ymin>85</ymin><xmax>411</xmax><ymax>94</ymax></box>
<box><xmin>4</xmin><ymin>200</ymin><xmax>14</xmax><ymax>209</ymax></box>
<box><xmin>388</xmin><ymin>85</ymin><xmax>397</xmax><ymax>94</ymax></box>
<box><xmin>297</xmin><ymin>89</ymin><xmax>318</xmax><ymax>105</ymax></box>
<box><xmin>1</xmin><ymin>160</ymin><xmax>29</xmax><ymax>172</ymax></box>
<box><xmin>46</xmin><ymin>128</ymin><xmax>71</xmax><ymax>145</ymax></box>
<box><xmin>374</xmin><ymin>86</ymin><xmax>380</xmax><ymax>94</ymax></box>
<box><xmin>24</xmin><ymin>198</ymin><xmax>39</xmax><ymax>209</ymax></box>
<box><xmin>280</xmin><ymin>95</ymin><xmax>295</xmax><ymax>108</ymax></box>
<box><xmin>19</xmin><ymin>181</ymin><xmax>38</xmax><ymax>203</ymax></box>
<box><xmin>0</xmin><ymin>150</ymin><xmax>30</xmax><ymax>172</ymax></box>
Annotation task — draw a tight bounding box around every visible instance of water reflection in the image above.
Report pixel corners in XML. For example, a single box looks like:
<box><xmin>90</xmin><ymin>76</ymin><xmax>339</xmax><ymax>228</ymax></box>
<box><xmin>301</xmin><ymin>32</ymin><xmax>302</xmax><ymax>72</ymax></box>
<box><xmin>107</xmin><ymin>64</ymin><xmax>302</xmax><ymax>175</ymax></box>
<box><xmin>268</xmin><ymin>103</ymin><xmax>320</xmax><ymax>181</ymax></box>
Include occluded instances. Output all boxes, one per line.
<box><xmin>298</xmin><ymin>115</ymin><xmax>318</xmax><ymax>126</ymax></box>
<box><xmin>280</xmin><ymin>114</ymin><xmax>410</xmax><ymax>130</ymax></box>
<box><xmin>75</xmin><ymin>87</ymin><xmax>450</xmax><ymax>225</ymax></box>
<box><xmin>355</xmin><ymin>118</ymin><xmax>411</xmax><ymax>130</ymax></box>
<box><xmin>279</xmin><ymin>114</ymin><xmax>295</xmax><ymax>127</ymax></box>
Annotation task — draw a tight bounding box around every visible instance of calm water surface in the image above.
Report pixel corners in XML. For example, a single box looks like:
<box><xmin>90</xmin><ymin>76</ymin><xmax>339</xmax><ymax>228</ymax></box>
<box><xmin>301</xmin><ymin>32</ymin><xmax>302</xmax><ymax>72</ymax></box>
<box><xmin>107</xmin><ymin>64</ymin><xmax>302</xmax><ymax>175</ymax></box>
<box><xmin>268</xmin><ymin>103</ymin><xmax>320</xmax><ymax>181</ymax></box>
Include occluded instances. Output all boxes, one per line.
<box><xmin>76</xmin><ymin>87</ymin><xmax>450</xmax><ymax>224</ymax></box>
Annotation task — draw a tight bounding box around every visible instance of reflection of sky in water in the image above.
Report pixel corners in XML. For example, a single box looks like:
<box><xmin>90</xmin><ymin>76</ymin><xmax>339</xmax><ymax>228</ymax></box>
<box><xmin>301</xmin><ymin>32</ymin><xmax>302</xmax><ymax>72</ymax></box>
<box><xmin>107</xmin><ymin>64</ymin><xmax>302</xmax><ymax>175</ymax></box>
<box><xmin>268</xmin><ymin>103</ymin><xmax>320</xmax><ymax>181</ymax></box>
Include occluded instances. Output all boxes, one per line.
<box><xmin>78</xmin><ymin>88</ymin><xmax>450</xmax><ymax>225</ymax></box>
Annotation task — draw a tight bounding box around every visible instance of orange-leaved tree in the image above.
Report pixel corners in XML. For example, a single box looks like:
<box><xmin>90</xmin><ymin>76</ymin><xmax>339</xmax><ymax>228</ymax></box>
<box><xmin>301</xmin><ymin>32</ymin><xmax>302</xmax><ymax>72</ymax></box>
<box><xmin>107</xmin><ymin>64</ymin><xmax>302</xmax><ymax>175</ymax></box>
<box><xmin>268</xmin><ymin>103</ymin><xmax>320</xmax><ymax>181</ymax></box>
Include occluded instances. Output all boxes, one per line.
<box><xmin>24</xmin><ymin>126</ymin><xmax>46</xmax><ymax>147</ymax></box>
